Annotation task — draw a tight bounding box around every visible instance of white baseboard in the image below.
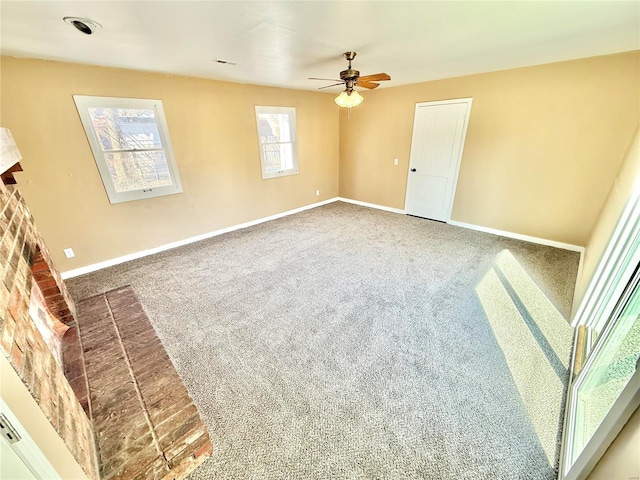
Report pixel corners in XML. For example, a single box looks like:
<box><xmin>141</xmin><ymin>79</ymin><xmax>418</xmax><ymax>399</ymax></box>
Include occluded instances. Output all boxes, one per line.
<box><xmin>61</xmin><ymin>197</ymin><xmax>340</xmax><ymax>279</ymax></box>
<box><xmin>337</xmin><ymin>197</ymin><xmax>406</xmax><ymax>214</ymax></box>
<box><xmin>449</xmin><ymin>220</ymin><xmax>585</xmax><ymax>318</ymax></box>
<box><xmin>62</xmin><ymin>197</ymin><xmax>585</xmax><ymax>281</ymax></box>
<box><xmin>336</xmin><ymin>199</ymin><xmax>584</xmax><ymax>254</ymax></box>
<box><xmin>447</xmin><ymin>219</ymin><xmax>585</xmax><ymax>254</ymax></box>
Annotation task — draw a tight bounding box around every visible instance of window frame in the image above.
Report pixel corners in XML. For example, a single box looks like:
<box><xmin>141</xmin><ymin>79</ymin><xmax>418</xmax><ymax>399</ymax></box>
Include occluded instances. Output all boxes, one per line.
<box><xmin>559</xmin><ymin>170</ymin><xmax>640</xmax><ymax>479</ymax></box>
<box><xmin>73</xmin><ymin>95</ymin><xmax>183</xmax><ymax>204</ymax></box>
<box><xmin>254</xmin><ymin>106</ymin><xmax>299</xmax><ymax>179</ymax></box>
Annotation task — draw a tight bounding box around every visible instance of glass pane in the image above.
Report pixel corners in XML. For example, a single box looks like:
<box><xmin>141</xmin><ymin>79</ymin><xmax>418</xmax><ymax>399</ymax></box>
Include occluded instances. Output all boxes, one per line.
<box><xmin>88</xmin><ymin>107</ymin><xmax>162</xmax><ymax>151</ymax></box>
<box><xmin>262</xmin><ymin>143</ymin><xmax>293</xmax><ymax>174</ymax></box>
<box><xmin>570</xmin><ymin>285</ymin><xmax>640</xmax><ymax>465</ymax></box>
<box><xmin>104</xmin><ymin>151</ymin><xmax>172</xmax><ymax>192</ymax></box>
<box><xmin>258</xmin><ymin>113</ymin><xmax>291</xmax><ymax>143</ymax></box>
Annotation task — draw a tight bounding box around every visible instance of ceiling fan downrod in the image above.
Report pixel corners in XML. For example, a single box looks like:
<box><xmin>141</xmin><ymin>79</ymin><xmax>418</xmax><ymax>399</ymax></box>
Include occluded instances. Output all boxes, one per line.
<box><xmin>340</xmin><ymin>51</ymin><xmax>360</xmax><ymax>89</ymax></box>
<box><xmin>344</xmin><ymin>51</ymin><xmax>356</xmax><ymax>67</ymax></box>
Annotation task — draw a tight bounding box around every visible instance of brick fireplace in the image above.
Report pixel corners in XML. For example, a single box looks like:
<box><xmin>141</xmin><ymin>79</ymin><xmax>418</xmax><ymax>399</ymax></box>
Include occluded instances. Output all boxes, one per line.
<box><xmin>1</xmin><ymin>175</ymin><xmax>212</xmax><ymax>479</ymax></box>
<box><xmin>0</xmin><ymin>180</ymin><xmax>98</xmax><ymax>478</ymax></box>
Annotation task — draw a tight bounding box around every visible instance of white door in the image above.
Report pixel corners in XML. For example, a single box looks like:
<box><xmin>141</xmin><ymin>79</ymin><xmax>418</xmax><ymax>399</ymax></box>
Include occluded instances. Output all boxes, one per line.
<box><xmin>404</xmin><ymin>99</ymin><xmax>472</xmax><ymax>221</ymax></box>
<box><xmin>1</xmin><ymin>437</ymin><xmax>37</xmax><ymax>480</ymax></box>
<box><xmin>0</xmin><ymin>394</ymin><xmax>60</xmax><ymax>479</ymax></box>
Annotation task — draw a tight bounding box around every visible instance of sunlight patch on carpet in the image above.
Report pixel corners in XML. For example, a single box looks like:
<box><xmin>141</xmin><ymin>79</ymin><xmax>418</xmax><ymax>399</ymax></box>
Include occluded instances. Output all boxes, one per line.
<box><xmin>476</xmin><ymin>250</ymin><xmax>573</xmax><ymax>465</ymax></box>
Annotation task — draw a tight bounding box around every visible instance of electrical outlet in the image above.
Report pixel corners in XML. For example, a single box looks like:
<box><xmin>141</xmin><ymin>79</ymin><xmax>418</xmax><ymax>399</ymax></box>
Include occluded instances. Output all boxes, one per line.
<box><xmin>316</xmin><ymin>190</ymin><xmax>320</xmax><ymax>196</ymax></box>
<box><xmin>394</xmin><ymin>158</ymin><xmax>399</xmax><ymax>166</ymax></box>
<box><xmin>63</xmin><ymin>248</ymin><xmax>75</xmax><ymax>258</ymax></box>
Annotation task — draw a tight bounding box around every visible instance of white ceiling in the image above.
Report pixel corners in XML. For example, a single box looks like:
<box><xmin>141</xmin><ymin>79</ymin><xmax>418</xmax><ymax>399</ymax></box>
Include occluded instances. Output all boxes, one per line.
<box><xmin>1</xmin><ymin>1</ymin><xmax>639</xmax><ymax>93</ymax></box>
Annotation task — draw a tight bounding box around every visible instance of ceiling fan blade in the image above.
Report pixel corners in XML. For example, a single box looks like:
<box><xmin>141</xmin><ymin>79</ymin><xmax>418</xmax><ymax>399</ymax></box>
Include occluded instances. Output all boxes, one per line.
<box><xmin>356</xmin><ymin>80</ymin><xmax>380</xmax><ymax>89</ymax></box>
<box><xmin>318</xmin><ymin>83</ymin><xmax>344</xmax><ymax>90</ymax></box>
<box><xmin>309</xmin><ymin>77</ymin><xmax>343</xmax><ymax>82</ymax></box>
<box><xmin>357</xmin><ymin>73</ymin><xmax>391</xmax><ymax>82</ymax></box>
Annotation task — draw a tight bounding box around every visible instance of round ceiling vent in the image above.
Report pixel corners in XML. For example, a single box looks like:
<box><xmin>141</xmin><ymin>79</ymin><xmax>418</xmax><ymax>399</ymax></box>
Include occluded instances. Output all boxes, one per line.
<box><xmin>63</xmin><ymin>17</ymin><xmax>102</xmax><ymax>35</ymax></box>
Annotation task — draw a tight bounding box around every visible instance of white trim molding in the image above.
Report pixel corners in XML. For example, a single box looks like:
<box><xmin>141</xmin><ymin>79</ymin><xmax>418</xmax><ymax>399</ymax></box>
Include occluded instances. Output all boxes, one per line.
<box><xmin>570</xmin><ymin>185</ymin><xmax>640</xmax><ymax>330</ymax></box>
<box><xmin>449</xmin><ymin>220</ymin><xmax>586</xmax><ymax>311</ymax></box>
<box><xmin>0</xmin><ymin>399</ymin><xmax>61</xmax><ymax>479</ymax></box>
<box><xmin>337</xmin><ymin>197</ymin><xmax>406</xmax><ymax>214</ymax></box>
<box><xmin>62</xmin><ymin>197</ymin><xmax>585</xmax><ymax>280</ymax></box>
<box><xmin>447</xmin><ymin>220</ymin><xmax>585</xmax><ymax>253</ymax></box>
<box><xmin>61</xmin><ymin>198</ymin><xmax>340</xmax><ymax>279</ymax></box>
<box><xmin>562</xmin><ymin>365</ymin><xmax>640</xmax><ymax>480</ymax></box>
<box><xmin>337</xmin><ymin>198</ymin><xmax>585</xmax><ymax>256</ymax></box>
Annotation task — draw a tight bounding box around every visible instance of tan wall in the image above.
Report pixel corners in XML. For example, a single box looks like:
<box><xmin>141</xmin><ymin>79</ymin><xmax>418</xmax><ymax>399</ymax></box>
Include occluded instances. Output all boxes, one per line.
<box><xmin>2</xmin><ymin>53</ymin><xmax>638</xmax><ymax>268</ymax></box>
<box><xmin>587</xmin><ymin>406</ymin><xmax>640</xmax><ymax>480</ymax></box>
<box><xmin>0</xmin><ymin>57</ymin><xmax>339</xmax><ymax>271</ymax></box>
<box><xmin>339</xmin><ymin>52</ymin><xmax>640</xmax><ymax>246</ymax></box>
<box><xmin>574</xmin><ymin>126</ymin><xmax>640</xmax><ymax>312</ymax></box>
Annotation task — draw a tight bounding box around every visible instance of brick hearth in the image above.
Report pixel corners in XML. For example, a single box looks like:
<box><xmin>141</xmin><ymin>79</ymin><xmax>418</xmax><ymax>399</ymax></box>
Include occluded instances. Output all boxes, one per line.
<box><xmin>74</xmin><ymin>285</ymin><xmax>212</xmax><ymax>480</ymax></box>
<box><xmin>3</xmin><ymin>169</ymin><xmax>210</xmax><ymax>479</ymax></box>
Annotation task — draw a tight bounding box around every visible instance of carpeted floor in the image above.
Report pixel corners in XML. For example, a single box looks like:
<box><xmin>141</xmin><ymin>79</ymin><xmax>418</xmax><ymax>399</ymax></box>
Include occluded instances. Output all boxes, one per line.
<box><xmin>66</xmin><ymin>202</ymin><xmax>580</xmax><ymax>479</ymax></box>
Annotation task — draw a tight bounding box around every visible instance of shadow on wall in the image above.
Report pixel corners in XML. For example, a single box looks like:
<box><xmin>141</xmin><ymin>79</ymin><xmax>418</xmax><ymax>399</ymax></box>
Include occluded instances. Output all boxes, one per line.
<box><xmin>475</xmin><ymin>250</ymin><xmax>574</xmax><ymax>467</ymax></box>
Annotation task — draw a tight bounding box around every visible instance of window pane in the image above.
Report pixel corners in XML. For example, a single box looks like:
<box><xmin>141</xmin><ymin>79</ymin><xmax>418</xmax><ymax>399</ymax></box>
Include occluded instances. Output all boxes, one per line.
<box><xmin>570</xmin><ymin>284</ymin><xmax>640</xmax><ymax>465</ymax></box>
<box><xmin>255</xmin><ymin>106</ymin><xmax>297</xmax><ymax>180</ymax></box>
<box><xmin>88</xmin><ymin>107</ymin><xmax>162</xmax><ymax>151</ymax></box>
<box><xmin>262</xmin><ymin>143</ymin><xmax>293</xmax><ymax>174</ymax></box>
<box><xmin>104</xmin><ymin>151</ymin><xmax>172</xmax><ymax>192</ymax></box>
<box><xmin>258</xmin><ymin>113</ymin><xmax>291</xmax><ymax>143</ymax></box>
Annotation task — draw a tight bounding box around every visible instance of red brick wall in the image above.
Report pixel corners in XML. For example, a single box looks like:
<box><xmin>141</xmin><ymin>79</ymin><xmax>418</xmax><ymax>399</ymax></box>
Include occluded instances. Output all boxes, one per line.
<box><xmin>0</xmin><ymin>180</ymin><xmax>98</xmax><ymax>479</ymax></box>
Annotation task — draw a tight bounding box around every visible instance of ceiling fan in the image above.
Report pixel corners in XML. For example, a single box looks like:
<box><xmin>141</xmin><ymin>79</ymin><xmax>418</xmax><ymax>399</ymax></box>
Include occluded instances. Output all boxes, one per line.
<box><xmin>309</xmin><ymin>52</ymin><xmax>391</xmax><ymax>108</ymax></box>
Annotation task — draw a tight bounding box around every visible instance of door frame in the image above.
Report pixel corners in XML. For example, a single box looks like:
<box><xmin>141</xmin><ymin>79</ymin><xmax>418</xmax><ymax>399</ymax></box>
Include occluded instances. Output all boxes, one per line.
<box><xmin>0</xmin><ymin>397</ymin><xmax>60</xmax><ymax>479</ymax></box>
<box><xmin>404</xmin><ymin>97</ymin><xmax>473</xmax><ymax>221</ymax></box>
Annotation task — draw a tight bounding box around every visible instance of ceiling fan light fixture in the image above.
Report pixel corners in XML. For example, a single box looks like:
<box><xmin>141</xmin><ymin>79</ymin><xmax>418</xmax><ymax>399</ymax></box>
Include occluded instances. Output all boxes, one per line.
<box><xmin>335</xmin><ymin>90</ymin><xmax>363</xmax><ymax>108</ymax></box>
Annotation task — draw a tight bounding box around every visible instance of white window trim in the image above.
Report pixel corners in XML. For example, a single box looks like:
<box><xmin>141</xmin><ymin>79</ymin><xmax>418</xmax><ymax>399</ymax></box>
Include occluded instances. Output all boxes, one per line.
<box><xmin>255</xmin><ymin>106</ymin><xmax>299</xmax><ymax>179</ymax></box>
<box><xmin>73</xmin><ymin>95</ymin><xmax>183</xmax><ymax>204</ymax></box>
<box><xmin>561</xmin><ymin>340</ymin><xmax>640</xmax><ymax>480</ymax></box>
<box><xmin>560</xmin><ymin>177</ymin><xmax>640</xmax><ymax>479</ymax></box>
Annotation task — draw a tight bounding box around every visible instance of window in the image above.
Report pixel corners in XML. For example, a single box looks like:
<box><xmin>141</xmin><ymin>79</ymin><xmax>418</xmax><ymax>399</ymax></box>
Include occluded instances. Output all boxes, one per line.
<box><xmin>255</xmin><ymin>106</ymin><xmax>298</xmax><ymax>179</ymax></box>
<box><xmin>560</xmin><ymin>181</ymin><xmax>640</xmax><ymax>480</ymax></box>
<box><xmin>562</xmin><ymin>266</ymin><xmax>640</xmax><ymax>480</ymax></box>
<box><xmin>73</xmin><ymin>95</ymin><xmax>182</xmax><ymax>204</ymax></box>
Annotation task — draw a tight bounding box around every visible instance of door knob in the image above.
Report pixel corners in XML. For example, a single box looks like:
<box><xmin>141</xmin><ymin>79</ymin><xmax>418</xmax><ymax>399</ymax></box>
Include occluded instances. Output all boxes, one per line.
<box><xmin>410</xmin><ymin>168</ymin><xmax>417</xmax><ymax>172</ymax></box>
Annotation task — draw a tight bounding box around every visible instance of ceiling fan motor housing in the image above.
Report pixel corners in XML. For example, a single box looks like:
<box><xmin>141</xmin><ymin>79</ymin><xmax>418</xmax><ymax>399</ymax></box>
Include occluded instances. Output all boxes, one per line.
<box><xmin>340</xmin><ymin>51</ymin><xmax>359</xmax><ymax>83</ymax></box>
<box><xmin>340</xmin><ymin>68</ymin><xmax>360</xmax><ymax>81</ymax></box>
